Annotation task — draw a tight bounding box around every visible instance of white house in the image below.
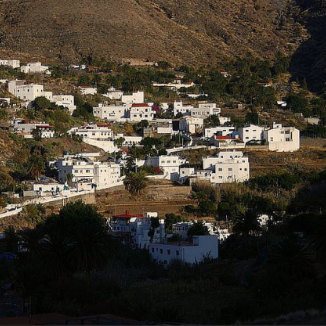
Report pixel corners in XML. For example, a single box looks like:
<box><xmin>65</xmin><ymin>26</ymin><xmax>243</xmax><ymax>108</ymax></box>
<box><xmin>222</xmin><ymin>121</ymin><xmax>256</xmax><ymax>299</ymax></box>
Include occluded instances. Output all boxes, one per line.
<box><xmin>11</xmin><ymin>119</ymin><xmax>54</xmax><ymax>138</ymax></box>
<box><xmin>79</xmin><ymin>86</ymin><xmax>97</xmax><ymax>95</ymax></box>
<box><xmin>93</xmin><ymin>163</ymin><xmax>122</xmax><ymax>190</ymax></box>
<box><xmin>93</xmin><ymin>104</ymin><xmax>127</xmax><ymax>121</ymax></box>
<box><xmin>20</xmin><ymin>62</ymin><xmax>50</xmax><ymax>74</ymax></box>
<box><xmin>145</xmin><ymin>155</ymin><xmax>187</xmax><ymax>181</ymax></box>
<box><xmin>68</xmin><ymin>124</ymin><xmax>113</xmax><ymax>140</ymax></box>
<box><xmin>187</xmin><ymin>93</ymin><xmax>208</xmax><ymax>99</ymax></box>
<box><xmin>0</xmin><ymin>59</ymin><xmax>20</xmax><ymax>69</ymax></box>
<box><xmin>211</xmin><ymin>135</ymin><xmax>245</xmax><ymax>149</ymax></box>
<box><xmin>157</xmin><ymin>126</ymin><xmax>173</xmax><ymax>135</ymax></box>
<box><xmin>217</xmin><ymin>228</ymin><xmax>231</xmax><ymax>242</ymax></box>
<box><xmin>172</xmin><ymin>221</ymin><xmax>218</xmax><ymax>240</ymax></box>
<box><xmin>149</xmin><ymin>235</ymin><xmax>218</xmax><ymax>266</ymax></box>
<box><xmin>103</xmin><ymin>87</ymin><xmax>124</xmax><ymax>100</ymax></box>
<box><xmin>179</xmin><ymin>166</ymin><xmax>196</xmax><ymax>183</ymax></box>
<box><xmin>115</xmin><ymin>135</ymin><xmax>143</xmax><ymax>146</ymax></box>
<box><xmin>264</xmin><ymin>123</ymin><xmax>300</xmax><ymax>152</ymax></box>
<box><xmin>56</xmin><ymin>154</ymin><xmax>122</xmax><ymax>190</ymax></box>
<box><xmin>107</xmin><ymin>212</ymin><xmax>165</xmax><ymax>249</ymax></box>
<box><xmin>152</xmin><ymin>80</ymin><xmax>195</xmax><ymax>91</ymax></box>
<box><xmin>202</xmin><ymin>151</ymin><xmax>250</xmax><ymax>184</ymax></box>
<box><xmin>238</xmin><ymin>124</ymin><xmax>264</xmax><ymax>144</ymax></box>
<box><xmin>8</xmin><ymin>80</ymin><xmax>52</xmax><ymax>102</ymax></box>
<box><xmin>204</xmin><ymin>126</ymin><xmax>236</xmax><ymax>139</ymax></box>
<box><xmin>52</xmin><ymin>95</ymin><xmax>76</xmax><ymax>114</ymax></box>
<box><xmin>172</xmin><ymin>222</ymin><xmax>193</xmax><ymax>239</ymax></box>
<box><xmin>179</xmin><ymin>116</ymin><xmax>204</xmax><ymax>134</ymax></box>
<box><xmin>160</xmin><ymin>102</ymin><xmax>169</xmax><ymax>111</ymax></box>
<box><xmin>173</xmin><ymin>101</ymin><xmax>194</xmax><ymax>116</ymax></box>
<box><xmin>0</xmin><ymin>98</ymin><xmax>10</xmax><ymax>106</ymax></box>
<box><xmin>129</xmin><ymin>103</ymin><xmax>156</xmax><ymax>121</ymax></box>
<box><xmin>33</xmin><ymin>183</ymin><xmax>67</xmax><ymax>196</ymax></box>
<box><xmin>121</xmin><ymin>91</ymin><xmax>144</xmax><ymax>105</ymax></box>
<box><xmin>190</xmin><ymin>103</ymin><xmax>221</xmax><ymax>118</ymax></box>
<box><xmin>219</xmin><ymin>116</ymin><xmax>231</xmax><ymax>125</ymax></box>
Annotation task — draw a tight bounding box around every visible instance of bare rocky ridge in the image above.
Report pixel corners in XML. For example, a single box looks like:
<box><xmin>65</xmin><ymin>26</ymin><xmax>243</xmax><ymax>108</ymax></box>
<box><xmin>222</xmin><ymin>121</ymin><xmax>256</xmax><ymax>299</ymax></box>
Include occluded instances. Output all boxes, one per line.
<box><xmin>0</xmin><ymin>0</ymin><xmax>299</xmax><ymax>64</ymax></box>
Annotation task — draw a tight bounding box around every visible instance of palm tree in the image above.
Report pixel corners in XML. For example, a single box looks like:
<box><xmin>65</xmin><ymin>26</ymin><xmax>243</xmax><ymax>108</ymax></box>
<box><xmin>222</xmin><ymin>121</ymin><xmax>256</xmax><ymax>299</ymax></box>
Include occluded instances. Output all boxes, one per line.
<box><xmin>26</xmin><ymin>155</ymin><xmax>45</xmax><ymax>181</ymax></box>
<box><xmin>19</xmin><ymin>201</ymin><xmax>112</xmax><ymax>276</ymax></box>
<box><xmin>124</xmin><ymin>171</ymin><xmax>148</xmax><ymax>195</ymax></box>
<box><xmin>233</xmin><ymin>209</ymin><xmax>262</xmax><ymax>236</ymax></box>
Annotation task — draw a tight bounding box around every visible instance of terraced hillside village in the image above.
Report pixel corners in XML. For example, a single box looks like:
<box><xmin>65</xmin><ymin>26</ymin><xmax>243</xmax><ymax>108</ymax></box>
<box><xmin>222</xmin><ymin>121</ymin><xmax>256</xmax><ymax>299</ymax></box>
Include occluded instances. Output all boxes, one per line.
<box><xmin>0</xmin><ymin>0</ymin><xmax>325</xmax><ymax>324</ymax></box>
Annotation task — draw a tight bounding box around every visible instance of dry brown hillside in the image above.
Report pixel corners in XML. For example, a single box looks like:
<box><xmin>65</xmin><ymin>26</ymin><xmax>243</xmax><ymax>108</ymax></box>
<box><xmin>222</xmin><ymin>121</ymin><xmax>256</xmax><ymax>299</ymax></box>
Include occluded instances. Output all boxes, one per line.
<box><xmin>0</xmin><ymin>0</ymin><xmax>301</xmax><ymax>65</ymax></box>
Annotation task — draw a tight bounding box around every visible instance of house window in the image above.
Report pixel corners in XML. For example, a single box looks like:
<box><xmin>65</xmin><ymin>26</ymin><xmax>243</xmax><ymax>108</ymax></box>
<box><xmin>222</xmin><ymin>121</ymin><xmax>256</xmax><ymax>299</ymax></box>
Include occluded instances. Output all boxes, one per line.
<box><xmin>167</xmin><ymin>250</ymin><xmax>171</xmax><ymax>255</ymax></box>
<box><xmin>152</xmin><ymin>248</ymin><xmax>154</xmax><ymax>253</ymax></box>
<box><xmin>160</xmin><ymin>249</ymin><xmax>163</xmax><ymax>254</ymax></box>
<box><xmin>176</xmin><ymin>250</ymin><xmax>179</xmax><ymax>256</ymax></box>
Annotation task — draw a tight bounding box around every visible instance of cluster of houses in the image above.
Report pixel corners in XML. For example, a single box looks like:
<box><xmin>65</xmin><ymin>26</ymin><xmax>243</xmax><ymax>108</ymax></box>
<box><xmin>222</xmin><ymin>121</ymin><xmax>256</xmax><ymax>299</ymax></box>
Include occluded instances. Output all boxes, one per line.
<box><xmin>205</xmin><ymin>122</ymin><xmax>300</xmax><ymax>152</ymax></box>
<box><xmin>10</xmin><ymin>118</ymin><xmax>54</xmax><ymax>139</ymax></box>
<box><xmin>0</xmin><ymin>59</ymin><xmax>50</xmax><ymax>74</ymax></box>
<box><xmin>7</xmin><ymin>80</ymin><xmax>76</xmax><ymax>114</ymax></box>
<box><xmin>56</xmin><ymin>152</ymin><xmax>123</xmax><ymax>191</ymax></box>
<box><xmin>1</xmin><ymin>58</ymin><xmax>301</xmax><ymax>154</ymax></box>
<box><xmin>0</xmin><ymin>58</ymin><xmax>301</xmax><ymax>212</ymax></box>
<box><xmin>92</xmin><ymin>90</ymin><xmax>158</xmax><ymax>122</ymax></box>
<box><xmin>44</xmin><ymin>149</ymin><xmax>249</xmax><ymax>191</ymax></box>
<box><xmin>106</xmin><ymin>210</ymin><xmax>268</xmax><ymax>265</ymax></box>
<box><xmin>107</xmin><ymin>211</ymin><xmax>220</xmax><ymax>265</ymax></box>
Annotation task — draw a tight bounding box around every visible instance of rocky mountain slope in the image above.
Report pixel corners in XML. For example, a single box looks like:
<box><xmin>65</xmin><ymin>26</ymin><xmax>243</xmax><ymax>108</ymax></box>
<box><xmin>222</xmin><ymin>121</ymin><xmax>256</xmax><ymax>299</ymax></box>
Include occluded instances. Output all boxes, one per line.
<box><xmin>0</xmin><ymin>0</ymin><xmax>299</xmax><ymax>65</ymax></box>
<box><xmin>290</xmin><ymin>0</ymin><xmax>326</xmax><ymax>92</ymax></box>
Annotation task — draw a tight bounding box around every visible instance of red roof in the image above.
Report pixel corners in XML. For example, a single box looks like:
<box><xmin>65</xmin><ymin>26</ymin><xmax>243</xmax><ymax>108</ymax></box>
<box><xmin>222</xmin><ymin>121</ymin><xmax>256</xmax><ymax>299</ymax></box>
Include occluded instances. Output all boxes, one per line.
<box><xmin>36</xmin><ymin>124</ymin><xmax>53</xmax><ymax>128</ymax></box>
<box><xmin>113</xmin><ymin>214</ymin><xmax>144</xmax><ymax>219</ymax></box>
<box><xmin>131</xmin><ymin>103</ymin><xmax>149</xmax><ymax>107</ymax></box>
<box><xmin>215</xmin><ymin>135</ymin><xmax>232</xmax><ymax>140</ymax></box>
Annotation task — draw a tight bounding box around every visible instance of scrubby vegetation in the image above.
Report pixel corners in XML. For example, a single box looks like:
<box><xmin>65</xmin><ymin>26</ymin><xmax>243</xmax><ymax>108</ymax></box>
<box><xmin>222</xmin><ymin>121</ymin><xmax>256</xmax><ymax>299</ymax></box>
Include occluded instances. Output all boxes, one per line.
<box><xmin>1</xmin><ymin>189</ymin><xmax>326</xmax><ymax>324</ymax></box>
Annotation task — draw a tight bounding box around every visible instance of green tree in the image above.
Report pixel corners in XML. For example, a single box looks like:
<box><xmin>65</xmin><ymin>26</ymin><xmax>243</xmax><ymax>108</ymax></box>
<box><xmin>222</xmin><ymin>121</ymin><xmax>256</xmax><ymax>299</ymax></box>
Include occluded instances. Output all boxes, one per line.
<box><xmin>19</xmin><ymin>201</ymin><xmax>112</xmax><ymax>276</ymax></box>
<box><xmin>233</xmin><ymin>210</ymin><xmax>262</xmax><ymax>236</ymax></box>
<box><xmin>125</xmin><ymin>156</ymin><xmax>137</xmax><ymax>174</ymax></box>
<box><xmin>157</xmin><ymin>61</ymin><xmax>171</xmax><ymax>69</ymax></box>
<box><xmin>77</xmin><ymin>74</ymin><xmax>90</xmax><ymax>86</ymax></box>
<box><xmin>114</xmin><ymin>137</ymin><xmax>125</xmax><ymax>149</ymax></box>
<box><xmin>187</xmin><ymin>221</ymin><xmax>209</xmax><ymax>238</ymax></box>
<box><xmin>204</xmin><ymin>115</ymin><xmax>220</xmax><ymax>127</ymax></box>
<box><xmin>124</xmin><ymin>171</ymin><xmax>148</xmax><ymax>195</ymax></box>
<box><xmin>32</xmin><ymin>128</ymin><xmax>42</xmax><ymax>141</ymax></box>
<box><xmin>33</xmin><ymin>96</ymin><xmax>52</xmax><ymax>111</ymax></box>
<box><xmin>0</xmin><ymin>195</ymin><xmax>6</xmax><ymax>208</ymax></box>
<box><xmin>26</xmin><ymin>155</ymin><xmax>45</xmax><ymax>180</ymax></box>
<box><xmin>21</xmin><ymin>204</ymin><xmax>46</xmax><ymax>224</ymax></box>
<box><xmin>66</xmin><ymin>173</ymin><xmax>73</xmax><ymax>187</ymax></box>
<box><xmin>0</xmin><ymin>170</ymin><xmax>15</xmax><ymax>192</ymax></box>
<box><xmin>245</xmin><ymin>110</ymin><xmax>259</xmax><ymax>124</ymax></box>
<box><xmin>165</xmin><ymin>213</ymin><xmax>182</xmax><ymax>233</ymax></box>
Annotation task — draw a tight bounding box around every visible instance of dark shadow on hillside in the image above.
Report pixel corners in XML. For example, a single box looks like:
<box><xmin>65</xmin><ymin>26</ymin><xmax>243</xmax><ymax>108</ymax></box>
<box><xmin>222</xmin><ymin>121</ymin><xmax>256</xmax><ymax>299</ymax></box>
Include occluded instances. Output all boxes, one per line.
<box><xmin>290</xmin><ymin>0</ymin><xmax>326</xmax><ymax>93</ymax></box>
